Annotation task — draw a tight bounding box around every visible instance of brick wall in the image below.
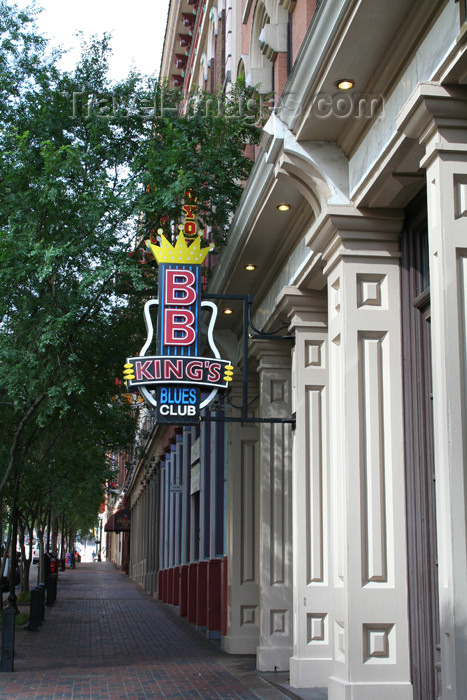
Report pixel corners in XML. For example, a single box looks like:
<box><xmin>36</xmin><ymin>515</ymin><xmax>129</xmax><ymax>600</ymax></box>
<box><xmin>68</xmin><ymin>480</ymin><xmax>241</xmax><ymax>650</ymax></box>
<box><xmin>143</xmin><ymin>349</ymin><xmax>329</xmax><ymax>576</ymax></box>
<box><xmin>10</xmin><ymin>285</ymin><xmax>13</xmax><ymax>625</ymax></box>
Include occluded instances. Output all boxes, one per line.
<box><xmin>274</xmin><ymin>51</ymin><xmax>288</xmax><ymax>101</ymax></box>
<box><xmin>292</xmin><ymin>0</ymin><xmax>317</xmax><ymax>64</ymax></box>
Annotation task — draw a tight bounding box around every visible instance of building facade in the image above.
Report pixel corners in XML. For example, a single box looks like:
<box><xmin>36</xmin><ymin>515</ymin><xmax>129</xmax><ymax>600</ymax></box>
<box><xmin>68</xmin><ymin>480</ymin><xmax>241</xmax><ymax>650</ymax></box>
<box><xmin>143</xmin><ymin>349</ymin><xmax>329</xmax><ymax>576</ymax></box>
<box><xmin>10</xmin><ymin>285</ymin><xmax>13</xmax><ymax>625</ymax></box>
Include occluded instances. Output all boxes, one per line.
<box><xmin>121</xmin><ymin>1</ymin><xmax>467</xmax><ymax>698</ymax></box>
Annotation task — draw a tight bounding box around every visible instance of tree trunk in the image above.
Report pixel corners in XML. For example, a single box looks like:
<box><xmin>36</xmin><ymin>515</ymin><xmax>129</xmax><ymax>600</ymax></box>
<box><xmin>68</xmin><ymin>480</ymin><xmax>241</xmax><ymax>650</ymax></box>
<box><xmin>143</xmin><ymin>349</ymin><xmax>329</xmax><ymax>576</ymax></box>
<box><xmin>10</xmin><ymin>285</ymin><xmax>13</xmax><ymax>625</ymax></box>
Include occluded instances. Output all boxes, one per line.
<box><xmin>0</xmin><ymin>522</ymin><xmax>12</xmax><ymax>583</ymax></box>
<box><xmin>18</xmin><ymin>518</ymin><xmax>33</xmax><ymax>593</ymax></box>
<box><xmin>0</xmin><ymin>393</ymin><xmax>47</xmax><ymax>501</ymax></box>
<box><xmin>37</xmin><ymin>525</ymin><xmax>45</xmax><ymax>584</ymax></box>
<box><xmin>51</xmin><ymin>516</ymin><xmax>59</xmax><ymax>554</ymax></box>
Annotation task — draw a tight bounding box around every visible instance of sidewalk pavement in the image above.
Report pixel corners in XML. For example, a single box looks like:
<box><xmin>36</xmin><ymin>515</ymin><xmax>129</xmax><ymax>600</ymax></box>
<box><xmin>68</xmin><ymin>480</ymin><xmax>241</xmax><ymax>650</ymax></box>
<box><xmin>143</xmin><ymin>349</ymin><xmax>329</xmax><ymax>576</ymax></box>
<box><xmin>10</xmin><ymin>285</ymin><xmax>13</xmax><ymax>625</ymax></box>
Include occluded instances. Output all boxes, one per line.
<box><xmin>0</xmin><ymin>562</ymin><xmax>326</xmax><ymax>700</ymax></box>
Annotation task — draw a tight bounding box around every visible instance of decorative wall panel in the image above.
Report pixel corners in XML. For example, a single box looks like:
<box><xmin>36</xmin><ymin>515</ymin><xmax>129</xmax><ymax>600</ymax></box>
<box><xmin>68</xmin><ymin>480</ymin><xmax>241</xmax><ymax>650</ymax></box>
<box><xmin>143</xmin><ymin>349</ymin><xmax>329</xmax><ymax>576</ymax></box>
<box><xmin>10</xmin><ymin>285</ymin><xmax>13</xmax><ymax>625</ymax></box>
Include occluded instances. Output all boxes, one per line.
<box><xmin>241</xmin><ymin>440</ymin><xmax>256</xmax><ymax>584</ymax></box>
<box><xmin>305</xmin><ymin>386</ymin><xmax>324</xmax><ymax>584</ymax></box>
<box><xmin>359</xmin><ymin>333</ymin><xmax>388</xmax><ymax>585</ymax></box>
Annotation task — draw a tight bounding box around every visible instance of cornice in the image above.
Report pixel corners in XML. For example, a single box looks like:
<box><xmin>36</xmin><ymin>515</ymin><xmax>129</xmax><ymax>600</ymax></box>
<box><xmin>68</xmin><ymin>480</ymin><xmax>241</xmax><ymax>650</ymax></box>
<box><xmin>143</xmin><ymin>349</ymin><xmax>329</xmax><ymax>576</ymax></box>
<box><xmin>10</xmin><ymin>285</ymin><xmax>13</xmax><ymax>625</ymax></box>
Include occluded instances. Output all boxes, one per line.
<box><xmin>208</xmin><ymin>147</ymin><xmax>274</xmax><ymax>293</ymax></box>
<box><xmin>209</xmin><ymin>113</ymin><xmax>350</xmax><ymax>297</ymax></box>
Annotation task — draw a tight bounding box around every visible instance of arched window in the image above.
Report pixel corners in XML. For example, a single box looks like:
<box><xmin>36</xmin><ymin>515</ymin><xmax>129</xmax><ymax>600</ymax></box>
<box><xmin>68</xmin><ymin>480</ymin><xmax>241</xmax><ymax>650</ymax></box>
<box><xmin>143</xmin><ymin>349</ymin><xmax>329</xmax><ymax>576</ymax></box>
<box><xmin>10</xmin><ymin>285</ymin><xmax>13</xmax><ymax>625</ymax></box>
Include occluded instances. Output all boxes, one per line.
<box><xmin>237</xmin><ymin>58</ymin><xmax>246</xmax><ymax>82</ymax></box>
<box><xmin>206</xmin><ymin>8</ymin><xmax>217</xmax><ymax>88</ymax></box>
<box><xmin>198</xmin><ymin>53</ymin><xmax>208</xmax><ymax>86</ymax></box>
<box><xmin>248</xmin><ymin>1</ymin><xmax>288</xmax><ymax>93</ymax></box>
<box><xmin>249</xmin><ymin>1</ymin><xmax>273</xmax><ymax>93</ymax></box>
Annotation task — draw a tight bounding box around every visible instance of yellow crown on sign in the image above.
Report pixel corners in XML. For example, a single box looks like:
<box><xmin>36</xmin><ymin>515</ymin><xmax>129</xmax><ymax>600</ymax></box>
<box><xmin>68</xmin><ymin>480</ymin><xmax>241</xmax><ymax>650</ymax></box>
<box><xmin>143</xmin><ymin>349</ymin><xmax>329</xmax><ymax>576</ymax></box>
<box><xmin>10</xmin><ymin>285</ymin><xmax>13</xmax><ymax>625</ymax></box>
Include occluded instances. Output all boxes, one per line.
<box><xmin>147</xmin><ymin>228</ymin><xmax>214</xmax><ymax>266</ymax></box>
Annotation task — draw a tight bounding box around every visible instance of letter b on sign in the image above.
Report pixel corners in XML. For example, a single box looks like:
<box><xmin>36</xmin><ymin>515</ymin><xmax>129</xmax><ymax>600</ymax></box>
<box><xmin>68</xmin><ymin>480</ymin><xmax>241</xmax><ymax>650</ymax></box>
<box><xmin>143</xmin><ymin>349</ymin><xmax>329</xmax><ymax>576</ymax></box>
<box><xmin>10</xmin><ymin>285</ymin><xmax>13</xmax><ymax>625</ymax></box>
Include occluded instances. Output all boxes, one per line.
<box><xmin>164</xmin><ymin>309</ymin><xmax>196</xmax><ymax>346</ymax></box>
<box><xmin>164</xmin><ymin>269</ymin><xmax>196</xmax><ymax>305</ymax></box>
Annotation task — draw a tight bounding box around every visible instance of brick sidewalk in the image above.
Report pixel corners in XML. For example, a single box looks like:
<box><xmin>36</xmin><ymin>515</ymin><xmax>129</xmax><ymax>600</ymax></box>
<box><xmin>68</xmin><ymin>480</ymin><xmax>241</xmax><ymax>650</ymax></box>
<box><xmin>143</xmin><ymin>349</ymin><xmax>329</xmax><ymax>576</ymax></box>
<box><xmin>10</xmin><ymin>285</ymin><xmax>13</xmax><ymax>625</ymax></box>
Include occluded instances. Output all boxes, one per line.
<box><xmin>0</xmin><ymin>562</ymin><xmax>290</xmax><ymax>700</ymax></box>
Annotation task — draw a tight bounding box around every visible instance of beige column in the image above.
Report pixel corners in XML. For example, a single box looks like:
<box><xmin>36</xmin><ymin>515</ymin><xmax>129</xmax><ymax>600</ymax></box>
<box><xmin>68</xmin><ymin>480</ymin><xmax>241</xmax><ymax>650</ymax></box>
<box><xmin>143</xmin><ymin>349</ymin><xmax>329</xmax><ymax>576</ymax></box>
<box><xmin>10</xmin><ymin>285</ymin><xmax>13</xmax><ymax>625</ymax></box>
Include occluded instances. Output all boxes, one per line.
<box><xmin>224</xmin><ymin>375</ymin><xmax>260</xmax><ymax>654</ymax></box>
<box><xmin>129</xmin><ymin>499</ymin><xmax>136</xmax><ymax>580</ymax></box>
<box><xmin>143</xmin><ymin>484</ymin><xmax>149</xmax><ymax>589</ymax></box>
<box><xmin>152</xmin><ymin>469</ymin><xmax>161</xmax><ymax>597</ymax></box>
<box><xmin>317</xmin><ymin>208</ymin><xmax>412</xmax><ymax>700</ymax></box>
<box><xmin>251</xmin><ymin>340</ymin><xmax>293</xmax><ymax>672</ymax></box>
<box><xmin>399</xmin><ymin>84</ymin><xmax>467</xmax><ymax>700</ymax></box>
<box><xmin>147</xmin><ymin>473</ymin><xmax>156</xmax><ymax>595</ymax></box>
<box><xmin>277</xmin><ymin>288</ymin><xmax>331</xmax><ymax>688</ymax></box>
<box><xmin>130</xmin><ymin>492</ymin><xmax>141</xmax><ymax>583</ymax></box>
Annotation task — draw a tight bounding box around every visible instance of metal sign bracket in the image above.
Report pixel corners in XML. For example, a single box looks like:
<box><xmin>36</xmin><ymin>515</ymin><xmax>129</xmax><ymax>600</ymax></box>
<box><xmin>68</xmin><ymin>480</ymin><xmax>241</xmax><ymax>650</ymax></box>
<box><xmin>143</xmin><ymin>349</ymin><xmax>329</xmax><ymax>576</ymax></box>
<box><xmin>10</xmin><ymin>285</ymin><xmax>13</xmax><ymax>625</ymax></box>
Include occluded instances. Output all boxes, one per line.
<box><xmin>202</xmin><ymin>293</ymin><xmax>295</xmax><ymax>429</ymax></box>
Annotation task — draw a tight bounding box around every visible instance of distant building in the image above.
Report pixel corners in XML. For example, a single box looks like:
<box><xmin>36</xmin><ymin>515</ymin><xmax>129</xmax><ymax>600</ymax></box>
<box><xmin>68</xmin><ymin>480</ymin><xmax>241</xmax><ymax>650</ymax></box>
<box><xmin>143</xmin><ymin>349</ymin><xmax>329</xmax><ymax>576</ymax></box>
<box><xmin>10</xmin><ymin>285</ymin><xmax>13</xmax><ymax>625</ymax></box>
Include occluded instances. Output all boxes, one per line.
<box><xmin>126</xmin><ymin>2</ymin><xmax>467</xmax><ymax>698</ymax></box>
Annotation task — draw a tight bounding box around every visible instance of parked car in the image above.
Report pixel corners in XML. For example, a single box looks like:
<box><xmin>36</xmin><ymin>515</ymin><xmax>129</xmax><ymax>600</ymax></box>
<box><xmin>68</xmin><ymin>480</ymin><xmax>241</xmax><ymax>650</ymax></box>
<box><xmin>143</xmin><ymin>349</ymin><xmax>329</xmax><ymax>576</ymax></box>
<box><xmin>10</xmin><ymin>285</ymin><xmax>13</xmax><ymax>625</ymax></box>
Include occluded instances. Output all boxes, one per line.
<box><xmin>32</xmin><ymin>545</ymin><xmax>40</xmax><ymax>565</ymax></box>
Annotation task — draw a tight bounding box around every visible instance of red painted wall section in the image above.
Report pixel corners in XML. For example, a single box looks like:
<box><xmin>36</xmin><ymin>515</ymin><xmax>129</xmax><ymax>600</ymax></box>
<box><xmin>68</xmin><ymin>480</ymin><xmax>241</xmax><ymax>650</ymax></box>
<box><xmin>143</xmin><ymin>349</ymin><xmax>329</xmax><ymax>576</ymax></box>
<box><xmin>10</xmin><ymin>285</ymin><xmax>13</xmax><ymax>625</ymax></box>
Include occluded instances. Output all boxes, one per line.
<box><xmin>207</xmin><ymin>559</ymin><xmax>222</xmax><ymax>634</ymax></box>
<box><xmin>196</xmin><ymin>561</ymin><xmax>208</xmax><ymax>628</ymax></box>
<box><xmin>179</xmin><ymin>564</ymin><xmax>189</xmax><ymax>617</ymax></box>
<box><xmin>158</xmin><ymin>562</ymin><xmax>224</xmax><ymax>637</ymax></box>
<box><xmin>187</xmin><ymin>563</ymin><xmax>198</xmax><ymax>624</ymax></box>
<box><xmin>172</xmin><ymin>566</ymin><xmax>180</xmax><ymax>606</ymax></box>
<box><xmin>167</xmin><ymin>568</ymin><xmax>174</xmax><ymax>605</ymax></box>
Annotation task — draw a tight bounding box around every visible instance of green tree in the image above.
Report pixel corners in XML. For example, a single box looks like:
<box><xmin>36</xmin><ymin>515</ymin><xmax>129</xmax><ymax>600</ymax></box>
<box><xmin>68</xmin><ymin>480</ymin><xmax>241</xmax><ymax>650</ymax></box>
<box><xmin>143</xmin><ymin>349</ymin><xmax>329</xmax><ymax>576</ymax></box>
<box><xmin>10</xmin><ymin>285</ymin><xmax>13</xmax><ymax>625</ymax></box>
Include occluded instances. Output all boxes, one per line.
<box><xmin>137</xmin><ymin>79</ymin><xmax>264</xmax><ymax>246</ymax></box>
<box><xmin>0</xmin><ymin>1</ymin><xmax>262</xmax><ymax>584</ymax></box>
<box><xmin>0</xmin><ymin>5</ymin><xmax>148</xmax><ymax>500</ymax></box>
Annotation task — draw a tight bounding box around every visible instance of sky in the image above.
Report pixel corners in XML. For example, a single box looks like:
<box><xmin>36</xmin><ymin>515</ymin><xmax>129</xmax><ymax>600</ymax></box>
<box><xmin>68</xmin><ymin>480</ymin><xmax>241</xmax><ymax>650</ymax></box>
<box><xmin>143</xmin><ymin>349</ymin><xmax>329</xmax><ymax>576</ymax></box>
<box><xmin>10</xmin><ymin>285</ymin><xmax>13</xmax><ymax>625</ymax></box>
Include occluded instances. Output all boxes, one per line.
<box><xmin>12</xmin><ymin>0</ymin><xmax>171</xmax><ymax>81</ymax></box>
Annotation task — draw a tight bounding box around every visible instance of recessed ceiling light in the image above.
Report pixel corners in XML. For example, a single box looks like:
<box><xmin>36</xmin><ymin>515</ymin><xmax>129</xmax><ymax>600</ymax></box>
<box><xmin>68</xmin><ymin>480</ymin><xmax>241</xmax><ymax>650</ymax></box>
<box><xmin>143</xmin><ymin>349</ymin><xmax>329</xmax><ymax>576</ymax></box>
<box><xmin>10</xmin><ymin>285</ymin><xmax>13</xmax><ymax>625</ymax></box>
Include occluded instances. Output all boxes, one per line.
<box><xmin>224</xmin><ymin>308</ymin><xmax>233</xmax><ymax>315</ymax></box>
<box><xmin>277</xmin><ymin>203</ymin><xmax>291</xmax><ymax>212</ymax></box>
<box><xmin>245</xmin><ymin>264</ymin><xmax>256</xmax><ymax>271</ymax></box>
<box><xmin>335</xmin><ymin>79</ymin><xmax>354</xmax><ymax>90</ymax></box>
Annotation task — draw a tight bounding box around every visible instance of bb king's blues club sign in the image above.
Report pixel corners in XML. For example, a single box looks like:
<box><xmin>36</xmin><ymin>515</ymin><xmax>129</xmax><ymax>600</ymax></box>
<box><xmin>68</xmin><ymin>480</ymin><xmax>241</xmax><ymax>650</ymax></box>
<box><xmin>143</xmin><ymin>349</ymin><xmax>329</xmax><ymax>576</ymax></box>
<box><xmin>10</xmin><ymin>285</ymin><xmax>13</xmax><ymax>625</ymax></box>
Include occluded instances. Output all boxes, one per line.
<box><xmin>123</xmin><ymin>227</ymin><xmax>233</xmax><ymax>423</ymax></box>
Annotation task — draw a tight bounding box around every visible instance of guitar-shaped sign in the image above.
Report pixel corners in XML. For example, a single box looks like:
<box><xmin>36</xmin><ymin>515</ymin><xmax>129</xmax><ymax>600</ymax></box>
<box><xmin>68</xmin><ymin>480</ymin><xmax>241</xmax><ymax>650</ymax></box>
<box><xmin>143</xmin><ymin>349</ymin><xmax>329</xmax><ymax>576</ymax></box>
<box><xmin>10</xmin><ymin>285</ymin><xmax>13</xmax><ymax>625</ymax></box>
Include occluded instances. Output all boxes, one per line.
<box><xmin>123</xmin><ymin>228</ymin><xmax>233</xmax><ymax>423</ymax></box>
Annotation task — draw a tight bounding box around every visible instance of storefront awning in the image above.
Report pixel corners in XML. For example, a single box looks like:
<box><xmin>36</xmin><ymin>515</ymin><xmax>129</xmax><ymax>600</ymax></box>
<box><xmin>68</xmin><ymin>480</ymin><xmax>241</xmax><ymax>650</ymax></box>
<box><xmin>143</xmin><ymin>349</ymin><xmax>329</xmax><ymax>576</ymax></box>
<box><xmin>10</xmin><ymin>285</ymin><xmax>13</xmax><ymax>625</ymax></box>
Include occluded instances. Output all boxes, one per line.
<box><xmin>105</xmin><ymin>507</ymin><xmax>131</xmax><ymax>532</ymax></box>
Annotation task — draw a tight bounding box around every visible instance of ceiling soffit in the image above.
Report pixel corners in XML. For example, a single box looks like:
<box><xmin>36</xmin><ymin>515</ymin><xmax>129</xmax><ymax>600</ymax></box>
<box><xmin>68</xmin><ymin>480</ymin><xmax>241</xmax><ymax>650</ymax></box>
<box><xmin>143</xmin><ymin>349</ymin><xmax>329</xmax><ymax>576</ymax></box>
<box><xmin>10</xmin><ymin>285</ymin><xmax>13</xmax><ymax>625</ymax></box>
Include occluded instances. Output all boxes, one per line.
<box><xmin>275</xmin><ymin>0</ymin><xmax>458</xmax><ymax>209</ymax></box>
<box><xmin>277</xmin><ymin>0</ymin><xmax>449</xmax><ymax>151</ymax></box>
<box><xmin>209</xmin><ymin>116</ymin><xmax>352</xmax><ymax>334</ymax></box>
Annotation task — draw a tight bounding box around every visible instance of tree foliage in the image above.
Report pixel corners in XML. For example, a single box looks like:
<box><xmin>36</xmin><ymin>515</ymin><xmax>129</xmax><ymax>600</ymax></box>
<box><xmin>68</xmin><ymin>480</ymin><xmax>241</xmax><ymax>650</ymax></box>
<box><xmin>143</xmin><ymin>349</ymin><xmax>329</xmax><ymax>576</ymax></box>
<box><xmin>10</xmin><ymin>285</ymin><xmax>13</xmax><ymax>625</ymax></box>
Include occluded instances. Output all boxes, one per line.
<box><xmin>137</xmin><ymin>79</ymin><xmax>265</xmax><ymax>244</ymax></box>
<box><xmin>0</xmin><ymin>0</ymin><xmax>262</xmax><ymax>576</ymax></box>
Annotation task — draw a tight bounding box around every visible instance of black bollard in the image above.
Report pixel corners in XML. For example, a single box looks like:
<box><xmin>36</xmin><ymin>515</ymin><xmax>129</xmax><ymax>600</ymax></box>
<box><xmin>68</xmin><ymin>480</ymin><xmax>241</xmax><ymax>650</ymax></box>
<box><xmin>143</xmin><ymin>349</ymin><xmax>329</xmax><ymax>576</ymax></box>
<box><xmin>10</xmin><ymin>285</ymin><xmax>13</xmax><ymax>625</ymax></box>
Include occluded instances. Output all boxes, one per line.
<box><xmin>45</xmin><ymin>573</ymin><xmax>57</xmax><ymax>606</ymax></box>
<box><xmin>37</xmin><ymin>583</ymin><xmax>46</xmax><ymax>622</ymax></box>
<box><xmin>1</xmin><ymin>606</ymin><xmax>15</xmax><ymax>671</ymax></box>
<box><xmin>28</xmin><ymin>587</ymin><xmax>42</xmax><ymax>631</ymax></box>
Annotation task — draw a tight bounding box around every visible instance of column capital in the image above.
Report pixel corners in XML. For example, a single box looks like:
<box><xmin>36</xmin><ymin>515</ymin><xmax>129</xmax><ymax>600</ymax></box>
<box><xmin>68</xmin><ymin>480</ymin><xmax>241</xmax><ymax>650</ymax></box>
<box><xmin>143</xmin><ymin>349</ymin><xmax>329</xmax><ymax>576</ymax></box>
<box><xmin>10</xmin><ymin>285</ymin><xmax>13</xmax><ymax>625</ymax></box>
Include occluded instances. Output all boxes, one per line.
<box><xmin>250</xmin><ymin>338</ymin><xmax>292</xmax><ymax>370</ymax></box>
<box><xmin>397</xmin><ymin>82</ymin><xmax>467</xmax><ymax>167</ymax></box>
<box><xmin>276</xmin><ymin>287</ymin><xmax>327</xmax><ymax>330</ymax></box>
<box><xmin>306</xmin><ymin>206</ymin><xmax>403</xmax><ymax>280</ymax></box>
